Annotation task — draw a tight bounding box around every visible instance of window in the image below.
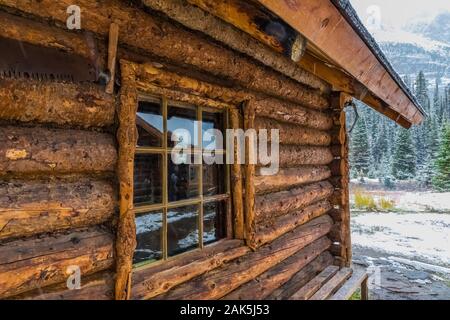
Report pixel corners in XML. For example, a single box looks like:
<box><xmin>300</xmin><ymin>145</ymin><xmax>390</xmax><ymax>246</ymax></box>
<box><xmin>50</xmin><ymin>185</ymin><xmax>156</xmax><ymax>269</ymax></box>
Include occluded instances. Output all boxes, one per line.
<box><xmin>133</xmin><ymin>96</ymin><xmax>230</xmax><ymax>267</ymax></box>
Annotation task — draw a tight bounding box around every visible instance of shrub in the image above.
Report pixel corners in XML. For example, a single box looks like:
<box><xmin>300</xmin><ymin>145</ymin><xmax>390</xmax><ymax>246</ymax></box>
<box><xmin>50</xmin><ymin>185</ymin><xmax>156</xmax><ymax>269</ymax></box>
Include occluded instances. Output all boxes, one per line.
<box><xmin>378</xmin><ymin>197</ymin><xmax>395</xmax><ymax>211</ymax></box>
<box><xmin>354</xmin><ymin>191</ymin><xmax>377</xmax><ymax>211</ymax></box>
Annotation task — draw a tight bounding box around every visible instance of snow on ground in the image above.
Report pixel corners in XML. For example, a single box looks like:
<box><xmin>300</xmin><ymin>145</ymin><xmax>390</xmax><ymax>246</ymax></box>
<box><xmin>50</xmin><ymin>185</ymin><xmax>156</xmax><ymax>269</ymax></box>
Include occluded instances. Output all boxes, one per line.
<box><xmin>352</xmin><ymin>212</ymin><xmax>450</xmax><ymax>267</ymax></box>
<box><xmin>397</xmin><ymin>192</ymin><xmax>450</xmax><ymax>212</ymax></box>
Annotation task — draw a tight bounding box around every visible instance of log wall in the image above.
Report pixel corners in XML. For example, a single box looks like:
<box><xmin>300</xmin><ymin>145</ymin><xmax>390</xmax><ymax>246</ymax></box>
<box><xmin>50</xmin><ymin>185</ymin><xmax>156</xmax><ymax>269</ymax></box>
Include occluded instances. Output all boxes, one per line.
<box><xmin>0</xmin><ymin>0</ymin><xmax>348</xmax><ymax>300</ymax></box>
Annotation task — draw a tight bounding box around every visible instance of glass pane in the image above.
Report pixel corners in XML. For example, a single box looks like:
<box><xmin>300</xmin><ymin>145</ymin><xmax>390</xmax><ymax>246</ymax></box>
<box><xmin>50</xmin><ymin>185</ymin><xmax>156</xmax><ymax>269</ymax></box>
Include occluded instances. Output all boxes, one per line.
<box><xmin>134</xmin><ymin>211</ymin><xmax>163</xmax><ymax>265</ymax></box>
<box><xmin>203</xmin><ymin>201</ymin><xmax>227</xmax><ymax>245</ymax></box>
<box><xmin>168</xmin><ymin>154</ymin><xmax>200</xmax><ymax>202</ymax></box>
<box><xmin>168</xmin><ymin>104</ymin><xmax>199</xmax><ymax>148</ymax></box>
<box><xmin>202</xmin><ymin>111</ymin><xmax>224</xmax><ymax>150</ymax></box>
<box><xmin>167</xmin><ymin>205</ymin><xmax>199</xmax><ymax>257</ymax></box>
<box><xmin>134</xmin><ymin>154</ymin><xmax>163</xmax><ymax>205</ymax></box>
<box><xmin>203</xmin><ymin>164</ymin><xmax>226</xmax><ymax>196</ymax></box>
<box><xmin>136</xmin><ymin>100</ymin><xmax>163</xmax><ymax>147</ymax></box>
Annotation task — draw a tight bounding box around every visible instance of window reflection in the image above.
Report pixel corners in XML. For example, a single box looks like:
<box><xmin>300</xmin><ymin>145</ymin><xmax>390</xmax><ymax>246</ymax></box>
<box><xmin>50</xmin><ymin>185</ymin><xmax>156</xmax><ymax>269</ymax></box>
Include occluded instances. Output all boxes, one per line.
<box><xmin>203</xmin><ymin>163</ymin><xmax>226</xmax><ymax>196</ymax></box>
<box><xmin>134</xmin><ymin>211</ymin><xmax>163</xmax><ymax>265</ymax></box>
<box><xmin>202</xmin><ymin>111</ymin><xmax>224</xmax><ymax>150</ymax></box>
<box><xmin>168</xmin><ymin>154</ymin><xmax>200</xmax><ymax>202</ymax></box>
<box><xmin>203</xmin><ymin>201</ymin><xmax>226</xmax><ymax>245</ymax></box>
<box><xmin>167</xmin><ymin>205</ymin><xmax>199</xmax><ymax>257</ymax></box>
<box><xmin>134</xmin><ymin>154</ymin><xmax>162</xmax><ymax>205</ymax></box>
<box><xmin>137</xmin><ymin>100</ymin><xmax>163</xmax><ymax>147</ymax></box>
<box><xmin>168</xmin><ymin>105</ymin><xmax>198</xmax><ymax>148</ymax></box>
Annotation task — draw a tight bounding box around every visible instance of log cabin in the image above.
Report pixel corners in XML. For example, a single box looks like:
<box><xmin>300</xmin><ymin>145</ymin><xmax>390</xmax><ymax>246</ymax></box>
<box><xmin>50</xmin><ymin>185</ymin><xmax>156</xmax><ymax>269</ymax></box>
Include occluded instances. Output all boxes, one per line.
<box><xmin>0</xmin><ymin>0</ymin><xmax>425</xmax><ymax>300</ymax></box>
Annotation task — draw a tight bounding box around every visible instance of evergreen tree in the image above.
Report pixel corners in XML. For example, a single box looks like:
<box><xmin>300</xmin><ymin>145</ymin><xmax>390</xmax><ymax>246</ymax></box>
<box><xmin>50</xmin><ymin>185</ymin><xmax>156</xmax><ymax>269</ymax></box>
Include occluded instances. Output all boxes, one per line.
<box><xmin>432</xmin><ymin>124</ymin><xmax>450</xmax><ymax>191</ymax></box>
<box><xmin>392</xmin><ymin>128</ymin><xmax>416</xmax><ymax>180</ymax></box>
<box><xmin>350</xmin><ymin>116</ymin><xmax>370</xmax><ymax>178</ymax></box>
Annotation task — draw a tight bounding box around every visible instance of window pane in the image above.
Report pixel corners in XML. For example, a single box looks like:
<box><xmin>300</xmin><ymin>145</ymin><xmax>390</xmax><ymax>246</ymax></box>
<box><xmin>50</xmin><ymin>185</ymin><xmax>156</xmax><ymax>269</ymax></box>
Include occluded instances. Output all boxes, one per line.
<box><xmin>168</xmin><ymin>104</ymin><xmax>199</xmax><ymax>148</ymax></box>
<box><xmin>134</xmin><ymin>154</ymin><xmax>162</xmax><ymax>205</ymax></box>
<box><xmin>137</xmin><ymin>100</ymin><xmax>163</xmax><ymax>147</ymax></box>
<box><xmin>134</xmin><ymin>211</ymin><xmax>163</xmax><ymax>265</ymax></box>
<box><xmin>203</xmin><ymin>201</ymin><xmax>227</xmax><ymax>245</ymax></box>
<box><xmin>168</xmin><ymin>154</ymin><xmax>200</xmax><ymax>202</ymax></box>
<box><xmin>203</xmin><ymin>163</ymin><xmax>226</xmax><ymax>196</ymax></box>
<box><xmin>202</xmin><ymin>111</ymin><xmax>224</xmax><ymax>150</ymax></box>
<box><xmin>167</xmin><ymin>205</ymin><xmax>199</xmax><ymax>257</ymax></box>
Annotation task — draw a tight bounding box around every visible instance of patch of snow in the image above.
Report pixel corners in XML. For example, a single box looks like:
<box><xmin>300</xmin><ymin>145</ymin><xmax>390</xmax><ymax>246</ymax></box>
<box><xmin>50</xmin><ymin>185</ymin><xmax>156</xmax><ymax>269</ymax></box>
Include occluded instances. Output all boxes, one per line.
<box><xmin>352</xmin><ymin>212</ymin><xmax>450</xmax><ymax>267</ymax></box>
<box><xmin>397</xmin><ymin>192</ymin><xmax>450</xmax><ymax>212</ymax></box>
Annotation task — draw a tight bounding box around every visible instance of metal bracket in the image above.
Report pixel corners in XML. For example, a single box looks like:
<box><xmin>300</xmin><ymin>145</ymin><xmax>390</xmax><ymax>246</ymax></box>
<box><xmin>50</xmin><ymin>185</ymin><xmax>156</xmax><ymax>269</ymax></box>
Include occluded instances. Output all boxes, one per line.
<box><xmin>345</xmin><ymin>100</ymin><xmax>359</xmax><ymax>133</ymax></box>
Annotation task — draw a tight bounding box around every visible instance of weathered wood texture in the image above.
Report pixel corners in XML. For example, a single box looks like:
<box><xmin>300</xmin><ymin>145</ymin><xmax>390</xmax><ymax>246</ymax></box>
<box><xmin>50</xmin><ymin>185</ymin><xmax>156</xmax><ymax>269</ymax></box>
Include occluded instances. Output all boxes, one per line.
<box><xmin>13</xmin><ymin>271</ymin><xmax>114</xmax><ymax>300</ymax></box>
<box><xmin>115</xmin><ymin>62</ymin><xmax>138</xmax><ymax>300</ymax></box>
<box><xmin>253</xmin><ymin>97</ymin><xmax>333</xmax><ymax>131</ymax></box>
<box><xmin>277</xmin><ymin>146</ymin><xmax>334</xmax><ymax>167</ymax></box>
<box><xmin>254</xmin><ymin>200</ymin><xmax>332</xmax><ymax>247</ymax></box>
<box><xmin>0</xmin><ymin>126</ymin><xmax>117</xmax><ymax>177</ymax></box>
<box><xmin>132</xmin><ymin>240</ymin><xmax>250</xmax><ymax>300</ymax></box>
<box><xmin>0</xmin><ymin>0</ymin><xmax>328</xmax><ymax>110</ymax></box>
<box><xmin>328</xmin><ymin>93</ymin><xmax>352</xmax><ymax>267</ymax></box>
<box><xmin>255</xmin><ymin>181</ymin><xmax>334</xmax><ymax>222</ymax></box>
<box><xmin>255</xmin><ymin>117</ymin><xmax>331</xmax><ymax>146</ymax></box>
<box><xmin>309</xmin><ymin>268</ymin><xmax>353</xmax><ymax>300</ymax></box>
<box><xmin>290</xmin><ymin>265</ymin><xmax>339</xmax><ymax>300</ymax></box>
<box><xmin>255</xmin><ymin>166</ymin><xmax>331</xmax><ymax>194</ymax></box>
<box><xmin>0</xmin><ymin>179</ymin><xmax>115</xmax><ymax>241</ymax></box>
<box><xmin>0</xmin><ymin>228</ymin><xmax>114</xmax><ymax>299</ymax></box>
<box><xmin>244</xmin><ymin>102</ymin><xmax>257</xmax><ymax>247</ymax></box>
<box><xmin>222</xmin><ymin>236</ymin><xmax>331</xmax><ymax>300</ymax></box>
<box><xmin>140</xmin><ymin>0</ymin><xmax>329</xmax><ymax>92</ymax></box>
<box><xmin>152</xmin><ymin>216</ymin><xmax>333</xmax><ymax>300</ymax></box>
<box><xmin>266</xmin><ymin>251</ymin><xmax>334</xmax><ymax>300</ymax></box>
<box><xmin>230</xmin><ymin>109</ymin><xmax>245</xmax><ymax>239</ymax></box>
<box><xmin>0</xmin><ymin>78</ymin><xmax>114</xmax><ymax>128</ymax></box>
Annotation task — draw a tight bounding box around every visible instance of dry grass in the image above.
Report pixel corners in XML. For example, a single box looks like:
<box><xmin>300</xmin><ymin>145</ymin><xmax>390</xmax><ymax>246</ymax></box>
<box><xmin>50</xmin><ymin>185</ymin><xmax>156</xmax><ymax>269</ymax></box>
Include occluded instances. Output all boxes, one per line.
<box><xmin>353</xmin><ymin>189</ymin><xmax>396</xmax><ymax>212</ymax></box>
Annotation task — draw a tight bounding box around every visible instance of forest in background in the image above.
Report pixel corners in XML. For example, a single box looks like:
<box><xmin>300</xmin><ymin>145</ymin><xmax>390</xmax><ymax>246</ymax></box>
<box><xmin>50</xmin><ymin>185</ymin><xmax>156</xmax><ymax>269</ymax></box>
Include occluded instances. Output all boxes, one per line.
<box><xmin>349</xmin><ymin>71</ymin><xmax>450</xmax><ymax>191</ymax></box>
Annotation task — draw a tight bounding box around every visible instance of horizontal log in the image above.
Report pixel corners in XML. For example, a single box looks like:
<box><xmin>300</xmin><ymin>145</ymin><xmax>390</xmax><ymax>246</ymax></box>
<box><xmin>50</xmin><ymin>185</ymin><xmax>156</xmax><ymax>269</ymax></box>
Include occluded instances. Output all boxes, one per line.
<box><xmin>0</xmin><ymin>126</ymin><xmax>117</xmax><ymax>176</ymax></box>
<box><xmin>0</xmin><ymin>179</ymin><xmax>115</xmax><ymax>240</ymax></box>
<box><xmin>0</xmin><ymin>78</ymin><xmax>114</xmax><ymax>128</ymax></box>
<box><xmin>222</xmin><ymin>236</ymin><xmax>331</xmax><ymax>300</ymax></box>
<box><xmin>254</xmin><ymin>201</ymin><xmax>332</xmax><ymax>247</ymax></box>
<box><xmin>254</xmin><ymin>117</ymin><xmax>331</xmax><ymax>146</ymax></box>
<box><xmin>255</xmin><ymin>166</ymin><xmax>331</xmax><ymax>194</ymax></box>
<box><xmin>253</xmin><ymin>97</ymin><xmax>333</xmax><ymax>131</ymax></box>
<box><xmin>0</xmin><ymin>227</ymin><xmax>114</xmax><ymax>298</ymax></box>
<box><xmin>132</xmin><ymin>240</ymin><xmax>250</xmax><ymax>300</ymax></box>
<box><xmin>266</xmin><ymin>251</ymin><xmax>334</xmax><ymax>300</ymax></box>
<box><xmin>0</xmin><ymin>0</ymin><xmax>328</xmax><ymax>110</ymax></box>
<box><xmin>277</xmin><ymin>146</ymin><xmax>334</xmax><ymax>167</ymax></box>
<box><xmin>153</xmin><ymin>215</ymin><xmax>333</xmax><ymax>300</ymax></box>
<box><xmin>13</xmin><ymin>271</ymin><xmax>114</xmax><ymax>300</ymax></box>
<box><xmin>256</xmin><ymin>181</ymin><xmax>334</xmax><ymax>221</ymax></box>
<box><xmin>141</xmin><ymin>0</ymin><xmax>329</xmax><ymax>92</ymax></box>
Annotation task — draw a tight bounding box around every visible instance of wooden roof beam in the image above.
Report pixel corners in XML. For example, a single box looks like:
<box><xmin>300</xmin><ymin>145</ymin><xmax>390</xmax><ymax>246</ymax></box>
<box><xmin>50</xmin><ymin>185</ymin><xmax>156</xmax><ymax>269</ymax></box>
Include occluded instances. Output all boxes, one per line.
<box><xmin>186</xmin><ymin>0</ymin><xmax>413</xmax><ymax>128</ymax></box>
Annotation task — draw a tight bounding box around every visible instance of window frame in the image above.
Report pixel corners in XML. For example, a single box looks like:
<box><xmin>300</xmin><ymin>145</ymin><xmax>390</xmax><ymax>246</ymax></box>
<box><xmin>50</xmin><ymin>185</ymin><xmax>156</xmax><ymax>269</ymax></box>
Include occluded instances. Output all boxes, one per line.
<box><xmin>133</xmin><ymin>94</ymin><xmax>232</xmax><ymax>267</ymax></box>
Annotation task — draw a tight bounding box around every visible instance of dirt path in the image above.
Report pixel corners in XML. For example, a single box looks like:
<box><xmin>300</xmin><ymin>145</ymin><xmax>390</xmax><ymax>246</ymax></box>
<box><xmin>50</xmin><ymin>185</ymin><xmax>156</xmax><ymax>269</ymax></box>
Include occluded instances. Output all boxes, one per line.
<box><xmin>351</xmin><ymin>212</ymin><xmax>450</xmax><ymax>300</ymax></box>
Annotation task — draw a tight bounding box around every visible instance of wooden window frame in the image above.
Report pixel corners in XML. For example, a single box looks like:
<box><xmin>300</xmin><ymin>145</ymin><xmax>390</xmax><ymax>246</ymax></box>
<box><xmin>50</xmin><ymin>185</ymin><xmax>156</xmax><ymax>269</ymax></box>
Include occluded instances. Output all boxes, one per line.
<box><xmin>115</xmin><ymin>60</ymin><xmax>255</xmax><ymax>299</ymax></box>
<box><xmin>133</xmin><ymin>94</ymin><xmax>232</xmax><ymax>267</ymax></box>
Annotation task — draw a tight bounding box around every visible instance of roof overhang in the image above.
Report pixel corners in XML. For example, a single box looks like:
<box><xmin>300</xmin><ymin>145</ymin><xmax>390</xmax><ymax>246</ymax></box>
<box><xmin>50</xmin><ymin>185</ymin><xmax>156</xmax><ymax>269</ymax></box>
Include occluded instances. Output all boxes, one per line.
<box><xmin>255</xmin><ymin>0</ymin><xmax>425</xmax><ymax>126</ymax></box>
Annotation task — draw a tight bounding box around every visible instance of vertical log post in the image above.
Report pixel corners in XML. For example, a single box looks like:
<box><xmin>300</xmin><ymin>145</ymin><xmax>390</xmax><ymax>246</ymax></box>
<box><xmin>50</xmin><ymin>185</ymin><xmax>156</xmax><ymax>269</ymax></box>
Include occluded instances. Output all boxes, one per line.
<box><xmin>244</xmin><ymin>101</ymin><xmax>256</xmax><ymax>248</ymax></box>
<box><xmin>230</xmin><ymin>109</ymin><xmax>245</xmax><ymax>239</ymax></box>
<box><xmin>328</xmin><ymin>92</ymin><xmax>352</xmax><ymax>267</ymax></box>
<box><xmin>106</xmin><ymin>23</ymin><xmax>119</xmax><ymax>94</ymax></box>
<box><xmin>115</xmin><ymin>61</ymin><xmax>138</xmax><ymax>300</ymax></box>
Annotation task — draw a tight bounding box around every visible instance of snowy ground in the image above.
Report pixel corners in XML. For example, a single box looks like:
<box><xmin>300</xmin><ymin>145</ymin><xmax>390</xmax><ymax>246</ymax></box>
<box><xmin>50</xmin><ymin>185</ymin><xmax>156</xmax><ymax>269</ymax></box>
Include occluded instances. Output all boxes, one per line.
<box><xmin>351</xmin><ymin>191</ymin><xmax>450</xmax><ymax>300</ymax></box>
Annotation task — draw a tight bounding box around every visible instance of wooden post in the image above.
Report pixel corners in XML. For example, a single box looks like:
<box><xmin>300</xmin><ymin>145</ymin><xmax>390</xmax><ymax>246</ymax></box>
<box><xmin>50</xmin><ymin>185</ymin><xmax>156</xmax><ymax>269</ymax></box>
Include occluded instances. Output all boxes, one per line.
<box><xmin>230</xmin><ymin>108</ymin><xmax>245</xmax><ymax>239</ymax></box>
<box><xmin>361</xmin><ymin>276</ymin><xmax>369</xmax><ymax>300</ymax></box>
<box><xmin>115</xmin><ymin>60</ymin><xmax>138</xmax><ymax>300</ymax></box>
<box><xmin>106</xmin><ymin>23</ymin><xmax>119</xmax><ymax>94</ymax></box>
<box><xmin>243</xmin><ymin>101</ymin><xmax>256</xmax><ymax>248</ymax></box>
<box><xmin>328</xmin><ymin>92</ymin><xmax>352</xmax><ymax>267</ymax></box>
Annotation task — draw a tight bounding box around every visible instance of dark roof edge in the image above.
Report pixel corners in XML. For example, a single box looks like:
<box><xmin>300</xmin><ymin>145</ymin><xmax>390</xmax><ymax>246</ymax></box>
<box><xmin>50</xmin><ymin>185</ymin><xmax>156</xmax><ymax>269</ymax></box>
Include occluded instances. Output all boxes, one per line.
<box><xmin>330</xmin><ymin>0</ymin><xmax>427</xmax><ymax>117</ymax></box>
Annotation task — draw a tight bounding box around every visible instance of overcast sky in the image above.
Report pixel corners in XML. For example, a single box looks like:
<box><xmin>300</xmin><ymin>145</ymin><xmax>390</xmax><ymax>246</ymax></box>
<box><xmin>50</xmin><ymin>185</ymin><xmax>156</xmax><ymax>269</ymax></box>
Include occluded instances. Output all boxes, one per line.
<box><xmin>350</xmin><ymin>0</ymin><xmax>450</xmax><ymax>29</ymax></box>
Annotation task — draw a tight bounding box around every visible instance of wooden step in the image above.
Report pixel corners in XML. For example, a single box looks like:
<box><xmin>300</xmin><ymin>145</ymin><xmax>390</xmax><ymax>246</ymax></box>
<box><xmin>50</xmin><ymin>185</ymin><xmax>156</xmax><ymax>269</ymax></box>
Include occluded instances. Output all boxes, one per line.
<box><xmin>290</xmin><ymin>265</ymin><xmax>339</xmax><ymax>300</ymax></box>
<box><xmin>329</xmin><ymin>268</ymin><xmax>369</xmax><ymax>300</ymax></box>
<box><xmin>309</xmin><ymin>267</ymin><xmax>353</xmax><ymax>300</ymax></box>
